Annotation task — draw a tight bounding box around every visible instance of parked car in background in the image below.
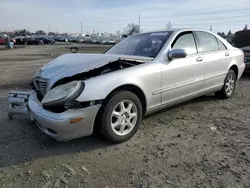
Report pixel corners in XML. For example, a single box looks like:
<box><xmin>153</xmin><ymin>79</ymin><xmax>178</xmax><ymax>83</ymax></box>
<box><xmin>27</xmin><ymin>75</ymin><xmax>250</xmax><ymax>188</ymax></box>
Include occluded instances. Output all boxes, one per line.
<box><xmin>67</xmin><ymin>36</ymin><xmax>77</xmax><ymax>42</ymax></box>
<box><xmin>55</xmin><ymin>36</ymin><xmax>66</xmax><ymax>42</ymax></box>
<box><xmin>13</xmin><ymin>37</ymin><xmax>25</xmax><ymax>45</ymax></box>
<box><xmin>36</xmin><ymin>37</ymin><xmax>55</xmax><ymax>44</ymax></box>
<box><xmin>242</xmin><ymin>46</ymin><xmax>250</xmax><ymax>73</ymax></box>
<box><xmin>22</xmin><ymin>37</ymin><xmax>43</xmax><ymax>45</ymax></box>
<box><xmin>76</xmin><ymin>37</ymin><xmax>84</xmax><ymax>43</ymax></box>
<box><xmin>1</xmin><ymin>36</ymin><xmax>17</xmax><ymax>45</ymax></box>
<box><xmin>90</xmin><ymin>38</ymin><xmax>99</xmax><ymax>44</ymax></box>
<box><xmin>0</xmin><ymin>36</ymin><xmax>5</xmax><ymax>45</ymax></box>
<box><xmin>100</xmin><ymin>39</ymin><xmax>107</xmax><ymax>44</ymax></box>
<box><xmin>106</xmin><ymin>39</ymin><xmax>116</xmax><ymax>45</ymax></box>
<box><xmin>98</xmin><ymin>38</ymin><xmax>117</xmax><ymax>45</ymax></box>
<box><xmin>8</xmin><ymin>29</ymin><xmax>245</xmax><ymax>143</ymax></box>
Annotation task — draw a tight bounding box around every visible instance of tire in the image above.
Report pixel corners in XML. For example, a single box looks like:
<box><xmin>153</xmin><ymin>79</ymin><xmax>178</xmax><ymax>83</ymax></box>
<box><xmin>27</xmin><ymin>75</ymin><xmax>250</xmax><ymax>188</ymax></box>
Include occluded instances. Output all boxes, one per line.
<box><xmin>215</xmin><ymin>70</ymin><xmax>237</xmax><ymax>99</ymax></box>
<box><xmin>99</xmin><ymin>90</ymin><xmax>142</xmax><ymax>143</ymax></box>
<box><xmin>70</xmin><ymin>47</ymin><xmax>78</xmax><ymax>53</ymax></box>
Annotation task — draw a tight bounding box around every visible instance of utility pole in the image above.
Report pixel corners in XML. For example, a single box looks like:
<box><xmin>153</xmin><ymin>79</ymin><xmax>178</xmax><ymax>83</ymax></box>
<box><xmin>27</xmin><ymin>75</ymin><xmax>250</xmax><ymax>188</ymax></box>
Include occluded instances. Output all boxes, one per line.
<box><xmin>48</xmin><ymin>24</ymin><xmax>50</xmax><ymax>33</ymax></box>
<box><xmin>166</xmin><ymin>21</ymin><xmax>172</xmax><ymax>29</ymax></box>
<box><xmin>138</xmin><ymin>14</ymin><xmax>141</xmax><ymax>33</ymax></box>
<box><xmin>210</xmin><ymin>25</ymin><xmax>212</xmax><ymax>31</ymax></box>
<box><xmin>81</xmin><ymin>22</ymin><xmax>83</xmax><ymax>36</ymax></box>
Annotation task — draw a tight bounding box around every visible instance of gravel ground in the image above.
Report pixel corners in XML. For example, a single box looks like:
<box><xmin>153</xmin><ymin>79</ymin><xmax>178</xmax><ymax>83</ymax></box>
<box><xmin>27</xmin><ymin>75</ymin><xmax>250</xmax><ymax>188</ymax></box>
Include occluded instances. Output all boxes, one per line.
<box><xmin>0</xmin><ymin>44</ymin><xmax>250</xmax><ymax>188</ymax></box>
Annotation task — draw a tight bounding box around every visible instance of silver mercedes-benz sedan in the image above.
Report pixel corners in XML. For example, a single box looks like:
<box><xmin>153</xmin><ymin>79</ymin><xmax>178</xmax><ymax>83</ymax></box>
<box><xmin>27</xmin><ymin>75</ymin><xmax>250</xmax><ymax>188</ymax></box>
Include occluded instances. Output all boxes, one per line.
<box><xmin>8</xmin><ymin>29</ymin><xmax>245</xmax><ymax>143</ymax></box>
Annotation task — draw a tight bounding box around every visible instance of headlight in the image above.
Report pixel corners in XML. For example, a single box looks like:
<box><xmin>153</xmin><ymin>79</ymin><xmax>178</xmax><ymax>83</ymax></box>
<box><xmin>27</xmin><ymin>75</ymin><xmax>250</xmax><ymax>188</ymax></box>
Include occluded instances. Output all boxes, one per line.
<box><xmin>41</xmin><ymin>81</ymin><xmax>84</xmax><ymax>106</ymax></box>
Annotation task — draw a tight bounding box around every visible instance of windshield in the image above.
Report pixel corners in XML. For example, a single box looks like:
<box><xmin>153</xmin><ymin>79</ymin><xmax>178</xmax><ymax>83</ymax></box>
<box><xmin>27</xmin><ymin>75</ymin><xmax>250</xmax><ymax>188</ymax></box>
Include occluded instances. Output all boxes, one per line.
<box><xmin>105</xmin><ymin>31</ymin><xmax>173</xmax><ymax>58</ymax></box>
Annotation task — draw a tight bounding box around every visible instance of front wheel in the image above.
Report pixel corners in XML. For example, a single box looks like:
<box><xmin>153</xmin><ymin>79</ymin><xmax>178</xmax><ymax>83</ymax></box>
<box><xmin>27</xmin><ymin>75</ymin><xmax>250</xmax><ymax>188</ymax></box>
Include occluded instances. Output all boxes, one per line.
<box><xmin>215</xmin><ymin>70</ymin><xmax>236</xmax><ymax>99</ymax></box>
<box><xmin>99</xmin><ymin>91</ymin><xmax>142</xmax><ymax>143</ymax></box>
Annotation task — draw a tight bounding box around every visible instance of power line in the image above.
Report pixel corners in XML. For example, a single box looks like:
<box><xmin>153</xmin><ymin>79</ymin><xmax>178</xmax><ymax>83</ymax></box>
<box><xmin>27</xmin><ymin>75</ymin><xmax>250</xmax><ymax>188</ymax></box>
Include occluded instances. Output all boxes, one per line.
<box><xmin>140</xmin><ymin>21</ymin><xmax>250</xmax><ymax>27</ymax></box>
<box><xmin>64</xmin><ymin>5</ymin><xmax>250</xmax><ymax>33</ymax></box>
<box><xmin>140</xmin><ymin>14</ymin><xmax>250</xmax><ymax>24</ymax></box>
<box><xmin>98</xmin><ymin>4</ymin><xmax>250</xmax><ymax>19</ymax></box>
<box><xmin>78</xmin><ymin>19</ymin><xmax>249</xmax><ymax>27</ymax></box>
<box><xmin>75</xmin><ymin>10</ymin><xmax>250</xmax><ymax>25</ymax></box>
<box><xmin>142</xmin><ymin>7</ymin><xmax>250</xmax><ymax>19</ymax></box>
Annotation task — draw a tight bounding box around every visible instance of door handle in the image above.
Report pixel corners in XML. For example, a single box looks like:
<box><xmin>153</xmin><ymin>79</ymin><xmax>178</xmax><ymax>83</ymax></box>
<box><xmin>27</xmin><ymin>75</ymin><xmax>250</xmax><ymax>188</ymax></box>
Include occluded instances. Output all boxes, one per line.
<box><xmin>196</xmin><ymin>57</ymin><xmax>203</xmax><ymax>62</ymax></box>
<box><xmin>225</xmin><ymin>52</ymin><xmax>230</xmax><ymax>56</ymax></box>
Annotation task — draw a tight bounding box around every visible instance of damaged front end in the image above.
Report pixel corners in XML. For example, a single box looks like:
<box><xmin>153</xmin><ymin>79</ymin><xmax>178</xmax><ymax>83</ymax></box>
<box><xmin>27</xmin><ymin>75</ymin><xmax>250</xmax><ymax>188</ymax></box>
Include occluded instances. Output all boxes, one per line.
<box><xmin>8</xmin><ymin>89</ymin><xmax>101</xmax><ymax>141</ymax></box>
<box><xmin>7</xmin><ymin>54</ymin><xmax>152</xmax><ymax>141</ymax></box>
<box><xmin>8</xmin><ymin>90</ymin><xmax>33</xmax><ymax>120</ymax></box>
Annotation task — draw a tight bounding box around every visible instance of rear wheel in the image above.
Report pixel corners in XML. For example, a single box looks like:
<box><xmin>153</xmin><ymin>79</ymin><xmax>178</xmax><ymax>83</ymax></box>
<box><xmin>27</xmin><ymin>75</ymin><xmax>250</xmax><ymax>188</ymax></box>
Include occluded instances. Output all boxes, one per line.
<box><xmin>215</xmin><ymin>70</ymin><xmax>236</xmax><ymax>99</ymax></box>
<box><xmin>99</xmin><ymin>91</ymin><xmax>142</xmax><ymax>143</ymax></box>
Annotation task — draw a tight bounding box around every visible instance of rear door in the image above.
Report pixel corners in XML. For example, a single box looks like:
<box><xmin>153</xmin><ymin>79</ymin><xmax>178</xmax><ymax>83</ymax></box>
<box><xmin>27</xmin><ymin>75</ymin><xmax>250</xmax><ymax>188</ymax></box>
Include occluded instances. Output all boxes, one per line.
<box><xmin>194</xmin><ymin>31</ymin><xmax>230</xmax><ymax>90</ymax></box>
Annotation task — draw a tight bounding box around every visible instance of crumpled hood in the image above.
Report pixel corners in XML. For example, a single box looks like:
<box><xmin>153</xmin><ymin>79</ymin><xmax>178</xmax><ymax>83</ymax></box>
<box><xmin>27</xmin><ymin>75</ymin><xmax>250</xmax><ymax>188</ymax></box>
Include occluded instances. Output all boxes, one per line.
<box><xmin>37</xmin><ymin>53</ymin><xmax>152</xmax><ymax>84</ymax></box>
<box><xmin>39</xmin><ymin>53</ymin><xmax>119</xmax><ymax>80</ymax></box>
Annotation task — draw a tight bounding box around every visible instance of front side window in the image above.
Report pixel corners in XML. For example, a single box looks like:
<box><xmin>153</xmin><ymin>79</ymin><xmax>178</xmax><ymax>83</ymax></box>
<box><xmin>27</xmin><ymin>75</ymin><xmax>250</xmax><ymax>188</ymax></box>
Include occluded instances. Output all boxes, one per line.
<box><xmin>195</xmin><ymin>31</ymin><xmax>219</xmax><ymax>53</ymax></box>
<box><xmin>105</xmin><ymin>32</ymin><xmax>173</xmax><ymax>58</ymax></box>
<box><xmin>172</xmin><ymin>32</ymin><xmax>197</xmax><ymax>55</ymax></box>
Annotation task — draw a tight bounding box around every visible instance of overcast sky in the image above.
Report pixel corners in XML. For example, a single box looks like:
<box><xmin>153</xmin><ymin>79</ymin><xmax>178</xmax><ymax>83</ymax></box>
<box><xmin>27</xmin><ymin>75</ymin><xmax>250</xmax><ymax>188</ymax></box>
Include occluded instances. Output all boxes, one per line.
<box><xmin>0</xmin><ymin>0</ymin><xmax>249</xmax><ymax>34</ymax></box>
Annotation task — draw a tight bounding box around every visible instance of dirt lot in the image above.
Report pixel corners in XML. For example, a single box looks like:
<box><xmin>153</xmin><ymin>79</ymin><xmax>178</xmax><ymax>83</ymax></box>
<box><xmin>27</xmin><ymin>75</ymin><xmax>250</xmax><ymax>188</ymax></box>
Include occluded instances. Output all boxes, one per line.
<box><xmin>0</xmin><ymin>44</ymin><xmax>250</xmax><ymax>188</ymax></box>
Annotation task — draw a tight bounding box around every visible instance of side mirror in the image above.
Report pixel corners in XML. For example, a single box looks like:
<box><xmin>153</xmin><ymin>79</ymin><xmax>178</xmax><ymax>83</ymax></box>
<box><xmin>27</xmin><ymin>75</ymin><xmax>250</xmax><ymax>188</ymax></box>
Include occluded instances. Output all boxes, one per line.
<box><xmin>168</xmin><ymin>49</ymin><xmax>187</xmax><ymax>60</ymax></box>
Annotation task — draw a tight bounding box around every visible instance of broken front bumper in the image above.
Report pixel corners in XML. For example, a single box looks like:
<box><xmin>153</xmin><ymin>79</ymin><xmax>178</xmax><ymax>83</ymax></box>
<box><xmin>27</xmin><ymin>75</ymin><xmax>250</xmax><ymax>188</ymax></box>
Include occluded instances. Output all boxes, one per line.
<box><xmin>8</xmin><ymin>91</ymin><xmax>100</xmax><ymax>141</ymax></box>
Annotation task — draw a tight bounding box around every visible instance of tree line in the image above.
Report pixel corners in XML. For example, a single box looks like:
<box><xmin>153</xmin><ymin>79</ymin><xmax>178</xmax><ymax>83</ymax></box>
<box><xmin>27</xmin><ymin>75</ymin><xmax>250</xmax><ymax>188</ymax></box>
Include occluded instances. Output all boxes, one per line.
<box><xmin>12</xmin><ymin>29</ymin><xmax>67</xmax><ymax>36</ymax></box>
<box><xmin>231</xmin><ymin>25</ymin><xmax>250</xmax><ymax>48</ymax></box>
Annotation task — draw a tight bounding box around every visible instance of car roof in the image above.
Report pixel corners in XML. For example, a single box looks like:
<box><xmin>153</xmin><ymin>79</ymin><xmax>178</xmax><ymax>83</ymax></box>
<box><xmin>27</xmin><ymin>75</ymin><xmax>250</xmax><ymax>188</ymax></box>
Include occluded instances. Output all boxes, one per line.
<box><xmin>139</xmin><ymin>28</ymin><xmax>213</xmax><ymax>35</ymax></box>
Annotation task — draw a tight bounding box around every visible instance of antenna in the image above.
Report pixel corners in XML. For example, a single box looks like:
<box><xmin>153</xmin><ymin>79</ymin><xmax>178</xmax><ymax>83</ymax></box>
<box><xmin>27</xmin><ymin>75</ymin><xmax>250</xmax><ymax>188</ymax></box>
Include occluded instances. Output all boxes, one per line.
<box><xmin>81</xmin><ymin>22</ymin><xmax>83</xmax><ymax>35</ymax></box>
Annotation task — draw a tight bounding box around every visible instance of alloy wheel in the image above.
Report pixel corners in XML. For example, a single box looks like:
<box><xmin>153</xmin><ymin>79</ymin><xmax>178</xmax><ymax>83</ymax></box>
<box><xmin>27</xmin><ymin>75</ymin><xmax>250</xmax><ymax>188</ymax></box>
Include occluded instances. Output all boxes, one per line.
<box><xmin>225</xmin><ymin>74</ymin><xmax>235</xmax><ymax>95</ymax></box>
<box><xmin>110</xmin><ymin>100</ymin><xmax>138</xmax><ymax>136</ymax></box>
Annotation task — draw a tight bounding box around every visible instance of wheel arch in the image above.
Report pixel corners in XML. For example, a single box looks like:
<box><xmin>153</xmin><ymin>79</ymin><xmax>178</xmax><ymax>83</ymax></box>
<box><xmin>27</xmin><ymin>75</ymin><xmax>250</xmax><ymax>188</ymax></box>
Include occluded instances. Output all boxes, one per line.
<box><xmin>93</xmin><ymin>84</ymin><xmax>147</xmax><ymax>135</ymax></box>
<box><xmin>229</xmin><ymin>64</ymin><xmax>238</xmax><ymax>79</ymax></box>
<box><xmin>103</xmin><ymin>84</ymin><xmax>147</xmax><ymax>115</ymax></box>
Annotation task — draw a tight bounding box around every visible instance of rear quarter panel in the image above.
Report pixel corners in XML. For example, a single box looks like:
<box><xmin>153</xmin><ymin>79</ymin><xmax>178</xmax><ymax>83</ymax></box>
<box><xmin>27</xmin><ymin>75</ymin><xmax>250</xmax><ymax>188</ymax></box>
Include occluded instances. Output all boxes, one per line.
<box><xmin>210</xmin><ymin>33</ymin><xmax>245</xmax><ymax>79</ymax></box>
<box><xmin>228</xmin><ymin>48</ymin><xmax>245</xmax><ymax>79</ymax></box>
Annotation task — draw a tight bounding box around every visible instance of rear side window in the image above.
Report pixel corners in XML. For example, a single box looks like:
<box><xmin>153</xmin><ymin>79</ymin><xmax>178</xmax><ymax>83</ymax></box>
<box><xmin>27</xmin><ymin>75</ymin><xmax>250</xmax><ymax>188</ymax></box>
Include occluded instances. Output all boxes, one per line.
<box><xmin>172</xmin><ymin>32</ymin><xmax>197</xmax><ymax>55</ymax></box>
<box><xmin>217</xmin><ymin>39</ymin><xmax>227</xmax><ymax>50</ymax></box>
<box><xmin>195</xmin><ymin>31</ymin><xmax>219</xmax><ymax>53</ymax></box>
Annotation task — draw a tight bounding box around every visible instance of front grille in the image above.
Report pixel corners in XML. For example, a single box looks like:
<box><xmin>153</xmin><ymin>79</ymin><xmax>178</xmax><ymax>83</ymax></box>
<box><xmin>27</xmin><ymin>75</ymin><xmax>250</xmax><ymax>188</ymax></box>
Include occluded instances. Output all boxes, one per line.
<box><xmin>34</xmin><ymin>77</ymin><xmax>49</xmax><ymax>96</ymax></box>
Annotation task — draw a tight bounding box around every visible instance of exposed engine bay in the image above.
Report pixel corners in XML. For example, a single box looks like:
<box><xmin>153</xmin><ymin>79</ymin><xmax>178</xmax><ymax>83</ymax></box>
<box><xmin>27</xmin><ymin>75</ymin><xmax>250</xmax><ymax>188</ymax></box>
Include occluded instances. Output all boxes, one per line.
<box><xmin>51</xmin><ymin>59</ymin><xmax>143</xmax><ymax>88</ymax></box>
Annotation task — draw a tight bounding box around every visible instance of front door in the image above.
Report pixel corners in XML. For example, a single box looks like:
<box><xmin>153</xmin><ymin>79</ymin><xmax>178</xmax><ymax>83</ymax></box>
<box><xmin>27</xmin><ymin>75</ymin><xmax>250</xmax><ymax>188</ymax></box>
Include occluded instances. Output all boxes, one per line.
<box><xmin>161</xmin><ymin>31</ymin><xmax>205</xmax><ymax>105</ymax></box>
